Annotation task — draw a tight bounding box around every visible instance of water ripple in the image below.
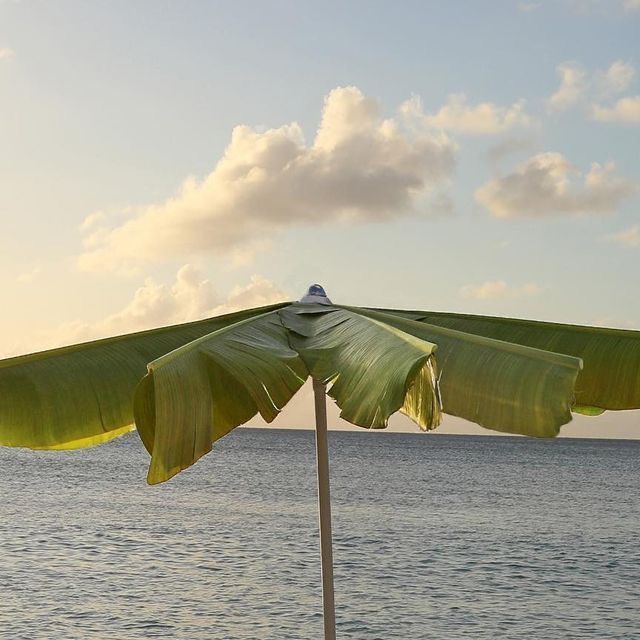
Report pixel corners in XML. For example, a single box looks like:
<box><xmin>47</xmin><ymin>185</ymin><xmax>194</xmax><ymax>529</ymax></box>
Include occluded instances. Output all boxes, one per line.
<box><xmin>1</xmin><ymin>430</ymin><xmax>638</xmax><ymax>639</ymax></box>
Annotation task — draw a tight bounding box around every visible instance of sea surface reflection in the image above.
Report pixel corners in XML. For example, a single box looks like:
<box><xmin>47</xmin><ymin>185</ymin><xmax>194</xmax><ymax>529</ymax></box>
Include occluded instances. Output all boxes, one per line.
<box><xmin>1</xmin><ymin>429</ymin><xmax>638</xmax><ymax>639</ymax></box>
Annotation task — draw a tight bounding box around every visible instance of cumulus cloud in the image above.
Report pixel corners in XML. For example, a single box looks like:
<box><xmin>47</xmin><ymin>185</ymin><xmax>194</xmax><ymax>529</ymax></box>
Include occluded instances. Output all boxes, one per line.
<box><xmin>400</xmin><ymin>94</ymin><xmax>531</xmax><ymax>135</ymax></box>
<box><xmin>596</xmin><ymin>60</ymin><xmax>635</xmax><ymax>95</ymax></box>
<box><xmin>608</xmin><ymin>225</ymin><xmax>640</xmax><ymax>247</ymax></box>
<box><xmin>94</xmin><ymin>264</ymin><xmax>221</xmax><ymax>336</ymax></box>
<box><xmin>77</xmin><ymin>86</ymin><xmax>456</xmax><ymax>273</ymax></box>
<box><xmin>1</xmin><ymin>267</ymin><xmax>288</xmax><ymax>357</ymax></box>
<box><xmin>62</xmin><ymin>266</ymin><xmax>287</xmax><ymax>343</ymax></box>
<box><xmin>591</xmin><ymin>96</ymin><xmax>640</xmax><ymax>123</ymax></box>
<box><xmin>460</xmin><ymin>280</ymin><xmax>542</xmax><ymax>300</ymax></box>
<box><xmin>547</xmin><ymin>62</ymin><xmax>589</xmax><ymax>112</ymax></box>
<box><xmin>80</xmin><ymin>211</ymin><xmax>106</xmax><ymax>232</ymax></box>
<box><xmin>475</xmin><ymin>152</ymin><xmax>637</xmax><ymax>218</ymax></box>
<box><xmin>549</xmin><ymin>60</ymin><xmax>640</xmax><ymax>122</ymax></box>
<box><xmin>0</xmin><ymin>47</ymin><xmax>15</xmax><ymax>61</ymax></box>
<box><xmin>207</xmin><ymin>276</ymin><xmax>289</xmax><ymax>316</ymax></box>
<box><xmin>589</xmin><ymin>61</ymin><xmax>639</xmax><ymax>123</ymax></box>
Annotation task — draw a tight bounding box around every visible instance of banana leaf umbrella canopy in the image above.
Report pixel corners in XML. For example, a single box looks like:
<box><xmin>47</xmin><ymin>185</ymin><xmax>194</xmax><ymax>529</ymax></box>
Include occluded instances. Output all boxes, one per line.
<box><xmin>2</xmin><ymin>284</ymin><xmax>640</xmax><ymax>639</ymax></box>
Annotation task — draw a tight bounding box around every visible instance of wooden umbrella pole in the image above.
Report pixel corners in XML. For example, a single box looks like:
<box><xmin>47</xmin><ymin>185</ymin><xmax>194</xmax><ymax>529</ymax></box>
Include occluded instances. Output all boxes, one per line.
<box><xmin>312</xmin><ymin>377</ymin><xmax>336</xmax><ymax>640</ymax></box>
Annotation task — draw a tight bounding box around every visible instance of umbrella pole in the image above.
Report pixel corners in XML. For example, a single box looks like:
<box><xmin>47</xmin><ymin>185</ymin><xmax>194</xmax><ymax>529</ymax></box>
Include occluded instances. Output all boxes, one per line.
<box><xmin>312</xmin><ymin>377</ymin><xmax>336</xmax><ymax>640</ymax></box>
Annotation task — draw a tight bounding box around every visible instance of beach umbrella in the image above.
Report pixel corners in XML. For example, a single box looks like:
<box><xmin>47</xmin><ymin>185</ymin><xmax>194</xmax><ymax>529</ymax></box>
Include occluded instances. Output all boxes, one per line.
<box><xmin>1</xmin><ymin>284</ymin><xmax>640</xmax><ymax>640</ymax></box>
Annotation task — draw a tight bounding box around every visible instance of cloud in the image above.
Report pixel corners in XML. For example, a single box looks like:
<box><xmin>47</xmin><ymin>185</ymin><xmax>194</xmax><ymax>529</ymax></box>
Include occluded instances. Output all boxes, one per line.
<box><xmin>475</xmin><ymin>152</ymin><xmax>637</xmax><ymax>218</ymax></box>
<box><xmin>0</xmin><ymin>47</ymin><xmax>15</xmax><ymax>61</ymax></box>
<box><xmin>62</xmin><ymin>266</ymin><xmax>287</xmax><ymax>343</ymax></box>
<box><xmin>589</xmin><ymin>62</ymin><xmax>639</xmax><ymax>123</ymax></box>
<box><xmin>549</xmin><ymin>60</ymin><xmax>640</xmax><ymax>122</ymax></box>
<box><xmin>591</xmin><ymin>96</ymin><xmax>640</xmax><ymax>123</ymax></box>
<box><xmin>624</xmin><ymin>0</ymin><xmax>640</xmax><ymax>11</ymax></box>
<box><xmin>208</xmin><ymin>275</ymin><xmax>290</xmax><ymax>316</ymax></box>
<box><xmin>80</xmin><ymin>211</ymin><xmax>106</xmax><ymax>232</ymax></box>
<box><xmin>596</xmin><ymin>60</ymin><xmax>635</xmax><ymax>95</ymax></box>
<box><xmin>608</xmin><ymin>224</ymin><xmax>640</xmax><ymax>247</ymax></box>
<box><xmin>460</xmin><ymin>280</ymin><xmax>542</xmax><ymax>300</ymax></box>
<box><xmin>1</xmin><ymin>267</ymin><xmax>289</xmax><ymax>358</ymax></box>
<box><xmin>400</xmin><ymin>94</ymin><xmax>531</xmax><ymax>135</ymax></box>
<box><xmin>77</xmin><ymin>86</ymin><xmax>456</xmax><ymax>273</ymax></box>
<box><xmin>547</xmin><ymin>62</ymin><xmax>589</xmax><ymax>112</ymax></box>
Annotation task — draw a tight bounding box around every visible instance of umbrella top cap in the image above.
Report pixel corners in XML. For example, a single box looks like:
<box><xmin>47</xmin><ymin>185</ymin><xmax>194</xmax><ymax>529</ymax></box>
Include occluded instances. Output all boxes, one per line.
<box><xmin>299</xmin><ymin>284</ymin><xmax>332</xmax><ymax>305</ymax></box>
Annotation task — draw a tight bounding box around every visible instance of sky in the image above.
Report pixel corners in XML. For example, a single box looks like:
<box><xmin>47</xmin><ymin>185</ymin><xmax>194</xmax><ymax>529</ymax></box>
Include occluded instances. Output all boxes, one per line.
<box><xmin>1</xmin><ymin>0</ymin><xmax>639</xmax><ymax>437</ymax></box>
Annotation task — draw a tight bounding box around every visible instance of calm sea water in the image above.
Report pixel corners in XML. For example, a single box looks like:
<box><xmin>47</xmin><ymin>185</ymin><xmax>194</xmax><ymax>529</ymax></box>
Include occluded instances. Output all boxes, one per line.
<box><xmin>0</xmin><ymin>429</ymin><xmax>638</xmax><ymax>639</ymax></box>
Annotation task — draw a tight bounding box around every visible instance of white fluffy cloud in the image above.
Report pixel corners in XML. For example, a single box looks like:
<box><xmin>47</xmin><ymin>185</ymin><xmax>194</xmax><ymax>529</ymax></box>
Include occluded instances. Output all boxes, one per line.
<box><xmin>475</xmin><ymin>152</ymin><xmax>636</xmax><ymax>218</ymax></box>
<box><xmin>78</xmin><ymin>86</ymin><xmax>456</xmax><ymax>273</ymax></box>
<box><xmin>591</xmin><ymin>96</ymin><xmax>640</xmax><ymax>123</ymax></box>
<box><xmin>400</xmin><ymin>94</ymin><xmax>531</xmax><ymax>135</ymax></box>
<box><xmin>63</xmin><ymin>266</ymin><xmax>287</xmax><ymax>342</ymax></box>
<box><xmin>608</xmin><ymin>225</ymin><xmax>640</xmax><ymax>247</ymax></box>
<box><xmin>548</xmin><ymin>62</ymin><xmax>589</xmax><ymax>112</ymax></box>
<box><xmin>589</xmin><ymin>61</ymin><xmax>639</xmax><ymax>123</ymax></box>
<box><xmin>597</xmin><ymin>60</ymin><xmax>636</xmax><ymax>94</ymax></box>
<box><xmin>460</xmin><ymin>281</ymin><xmax>542</xmax><ymax>300</ymax></box>
<box><xmin>2</xmin><ymin>267</ymin><xmax>288</xmax><ymax>357</ymax></box>
<box><xmin>548</xmin><ymin>60</ymin><xmax>639</xmax><ymax>123</ymax></box>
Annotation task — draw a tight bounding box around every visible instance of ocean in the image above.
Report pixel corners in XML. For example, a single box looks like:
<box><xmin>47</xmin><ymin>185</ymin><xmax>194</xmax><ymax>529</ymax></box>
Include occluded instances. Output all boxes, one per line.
<box><xmin>1</xmin><ymin>428</ymin><xmax>638</xmax><ymax>639</ymax></box>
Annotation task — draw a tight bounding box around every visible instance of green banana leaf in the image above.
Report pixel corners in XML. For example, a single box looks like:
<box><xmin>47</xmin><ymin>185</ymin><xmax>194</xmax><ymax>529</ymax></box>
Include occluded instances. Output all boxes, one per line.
<box><xmin>134</xmin><ymin>309</ymin><xmax>307</xmax><ymax>484</ymax></box>
<box><xmin>347</xmin><ymin>307</ymin><xmax>583</xmax><ymax>438</ymax></box>
<box><xmin>0</xmin><ymin>303</ymin><xmax>289</xmax><ymax>450</ymax></box>
<box><xmin>279</xmin><ymin>304</ymin><xmax>441</xmax><ymax>431</ymax></box>
<box><xmin>0</xmin><ymin>295</ymin><xmax>636</xmax><ymax>485</ymax></box>
<box><xmin>374</xmin><ymin>308</ymin><xmax>640</xmax><ymax>413</ymax></box>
